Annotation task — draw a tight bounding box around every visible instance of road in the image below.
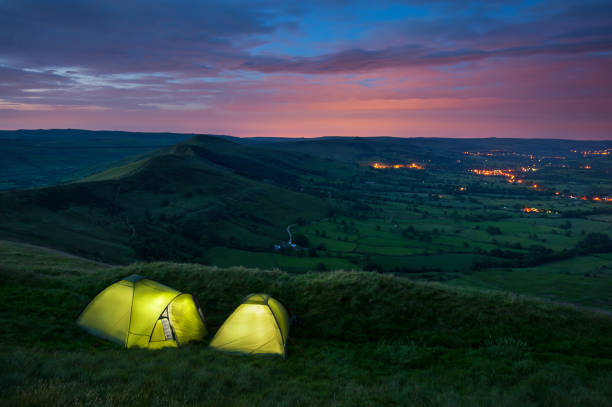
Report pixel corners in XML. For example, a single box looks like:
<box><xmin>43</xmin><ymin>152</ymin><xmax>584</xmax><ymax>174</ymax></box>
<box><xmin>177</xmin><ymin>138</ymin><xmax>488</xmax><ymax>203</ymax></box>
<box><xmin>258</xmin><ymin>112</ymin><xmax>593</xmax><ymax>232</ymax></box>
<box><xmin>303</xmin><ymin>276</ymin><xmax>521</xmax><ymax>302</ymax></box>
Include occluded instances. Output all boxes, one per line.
<box><xmin>286</xmin><ymin>224</ymin><xmax>296</xmax><ymax>244</ymax></box>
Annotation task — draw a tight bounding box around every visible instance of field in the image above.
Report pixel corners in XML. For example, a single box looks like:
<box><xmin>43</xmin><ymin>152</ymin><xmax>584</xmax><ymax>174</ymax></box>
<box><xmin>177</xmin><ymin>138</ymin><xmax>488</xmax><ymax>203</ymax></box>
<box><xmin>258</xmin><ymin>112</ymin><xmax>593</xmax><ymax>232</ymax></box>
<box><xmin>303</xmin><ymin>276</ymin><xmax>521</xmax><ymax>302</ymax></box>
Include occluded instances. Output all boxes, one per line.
<box><xmin>448</xmin><ymin>254</ymin><xmax>612</xmax><ymax>311</ymax></box>
<box><xmin>2</xmin><ymin>240</ymin><xmax>612</xmax><ymax>406</ymax></box>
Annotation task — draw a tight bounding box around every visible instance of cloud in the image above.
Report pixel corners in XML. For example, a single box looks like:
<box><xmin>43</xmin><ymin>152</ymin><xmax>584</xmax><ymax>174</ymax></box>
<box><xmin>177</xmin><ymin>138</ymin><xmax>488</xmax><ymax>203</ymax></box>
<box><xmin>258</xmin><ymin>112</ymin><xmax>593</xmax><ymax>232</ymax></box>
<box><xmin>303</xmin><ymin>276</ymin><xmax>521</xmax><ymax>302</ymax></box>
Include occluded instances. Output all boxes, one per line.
<box><xmin>242</xmin><ymin>39</ymin><xmax>612</xmax><ymax>74</ymax></box>
<box><xmin>0</xmin><ymin>0</ymin><xmax>611</xmax><ymax>139</ymax></box>
<box><xmin>0</xmin><ymin>98</ymin><xmax>107</xmax><ymax>111</ymax></box>
<box><xmin>0</xmin><ymin>0</ymin><xmax>289</xmax><ymax>74</ymax></box>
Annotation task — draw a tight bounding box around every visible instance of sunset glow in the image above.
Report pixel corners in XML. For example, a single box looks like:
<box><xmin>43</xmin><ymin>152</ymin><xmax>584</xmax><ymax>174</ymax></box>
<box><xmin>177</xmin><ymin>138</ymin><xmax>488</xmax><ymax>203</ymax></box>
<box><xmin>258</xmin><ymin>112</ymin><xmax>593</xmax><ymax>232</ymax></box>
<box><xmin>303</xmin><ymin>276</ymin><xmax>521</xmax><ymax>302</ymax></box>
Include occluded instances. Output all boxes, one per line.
<box><xmin>1</xmin><ymin>1</ymin><xmax>611</xmax><ymax>138</ymax></box>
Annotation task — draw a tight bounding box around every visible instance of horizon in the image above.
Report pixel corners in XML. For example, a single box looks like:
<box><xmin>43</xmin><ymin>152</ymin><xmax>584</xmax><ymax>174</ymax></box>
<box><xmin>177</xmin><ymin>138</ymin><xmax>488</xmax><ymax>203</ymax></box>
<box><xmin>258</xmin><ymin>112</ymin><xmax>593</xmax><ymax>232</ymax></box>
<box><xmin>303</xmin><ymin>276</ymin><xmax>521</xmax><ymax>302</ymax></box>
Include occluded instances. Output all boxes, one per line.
<box><xmin>1</xmin><ymin>1</ymin><xmax>612</xmax><ymax>139</ymax></box>
<box><xmin>3</xmin><ymin>128</ymin><xmax>612</xmax><ymax>142</ymax></box>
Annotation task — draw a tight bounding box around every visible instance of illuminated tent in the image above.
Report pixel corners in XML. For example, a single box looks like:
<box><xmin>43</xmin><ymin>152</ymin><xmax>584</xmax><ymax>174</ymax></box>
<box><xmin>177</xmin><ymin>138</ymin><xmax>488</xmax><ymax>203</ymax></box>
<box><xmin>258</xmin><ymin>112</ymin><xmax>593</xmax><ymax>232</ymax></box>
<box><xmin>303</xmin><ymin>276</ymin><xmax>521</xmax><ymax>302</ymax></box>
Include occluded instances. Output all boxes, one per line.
<box><xmin>77</xmin><ymin>275</ymin><xmax>207</xmax><ymax>349</ymax></box>
<box><xmin>209</xmin><ymin>293</ymin><xmax>290</xmax><ymax>357</ymax></box>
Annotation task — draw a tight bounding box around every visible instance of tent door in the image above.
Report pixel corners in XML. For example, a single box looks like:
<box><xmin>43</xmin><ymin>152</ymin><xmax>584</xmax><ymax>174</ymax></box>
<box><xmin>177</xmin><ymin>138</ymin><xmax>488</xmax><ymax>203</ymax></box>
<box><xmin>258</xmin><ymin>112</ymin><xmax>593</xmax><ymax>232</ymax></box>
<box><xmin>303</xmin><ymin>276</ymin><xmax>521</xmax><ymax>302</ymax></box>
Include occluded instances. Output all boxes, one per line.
<box><xmin>161</xmin><ymin>318</ymin><xmax>173</xmax><ymax>340</ymax></box>
<box><xmin>160</xmin><ymin>308</ymin><xmax>176</xmax><ymax>341</ymax></box>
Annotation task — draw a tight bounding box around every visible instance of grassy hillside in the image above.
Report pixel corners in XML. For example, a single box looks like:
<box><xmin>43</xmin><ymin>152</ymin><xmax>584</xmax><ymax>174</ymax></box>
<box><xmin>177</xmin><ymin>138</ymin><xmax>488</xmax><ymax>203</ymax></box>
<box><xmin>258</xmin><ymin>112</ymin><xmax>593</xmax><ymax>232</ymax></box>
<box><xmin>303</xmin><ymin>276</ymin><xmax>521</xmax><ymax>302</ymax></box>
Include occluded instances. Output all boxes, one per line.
<box><xmin>0</xmin><ymin>129</ymin><xmax>195</xmax><ymax>190</ymax></box>
<box><xmin>1</xmin><ymin>240</ymin><xmax>612</xmax><ymax>406</ymax></box>
<box><xmin>0</xmin><ymin>135</ymin><xmax>331</xmax><ymax>263</ymax></box>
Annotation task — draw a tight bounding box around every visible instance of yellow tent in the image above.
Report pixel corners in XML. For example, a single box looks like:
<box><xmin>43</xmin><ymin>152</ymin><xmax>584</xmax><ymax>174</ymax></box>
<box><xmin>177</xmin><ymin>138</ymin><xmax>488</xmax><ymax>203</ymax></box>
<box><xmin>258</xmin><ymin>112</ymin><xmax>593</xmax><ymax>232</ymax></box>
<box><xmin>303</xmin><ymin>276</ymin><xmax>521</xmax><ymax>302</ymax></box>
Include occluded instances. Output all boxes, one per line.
<box><xmin>77</xmin><ymin>274</ymin><xmax>207</xmax><ymax>349</ymax></box>
<box><xmin>209</xmin><ymin>293</ymin><xmax>290</xmax><ymax>357</ymax></box>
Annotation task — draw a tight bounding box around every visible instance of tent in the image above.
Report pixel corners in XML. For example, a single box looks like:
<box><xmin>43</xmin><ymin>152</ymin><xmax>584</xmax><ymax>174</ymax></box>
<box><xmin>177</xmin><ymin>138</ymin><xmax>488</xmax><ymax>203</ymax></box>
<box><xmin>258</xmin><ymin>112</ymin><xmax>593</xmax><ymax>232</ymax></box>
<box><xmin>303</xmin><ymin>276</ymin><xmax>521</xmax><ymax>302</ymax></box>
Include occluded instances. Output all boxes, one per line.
<box><xmin>77</xmin><ymin>274</ymin><xmax>207</xmax><ymax>349</ymax></box>
<box><xmin>209</xmin><ymin>293</ymin><xmax>290</xmax><ymax>357</ymax></box>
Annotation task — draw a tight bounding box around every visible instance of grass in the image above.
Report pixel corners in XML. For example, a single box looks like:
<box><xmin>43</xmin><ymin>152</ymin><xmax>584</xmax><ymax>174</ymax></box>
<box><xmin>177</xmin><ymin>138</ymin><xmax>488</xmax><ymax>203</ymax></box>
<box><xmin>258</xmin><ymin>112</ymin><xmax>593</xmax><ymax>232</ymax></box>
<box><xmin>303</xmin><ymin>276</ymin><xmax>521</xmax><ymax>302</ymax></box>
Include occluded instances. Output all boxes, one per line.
<box><xmin>204</xmin><ymin>246</ymin><xmax>357</xmax><ymax>272</ymax></box>
<box><xmin>448</xmin><ymin>254</ymin><xmax>612</xmax><ymax>311</ymax></box>
<box><xmin>0</xmin><ymin>129</ymin><xmax>193</xmax><ymax>190</ymax></box>
<box><xmin>0</xmin><ymin>137</ymin><xmax>330</xmax><ymax>263</ymax></box>
<box><xmin>2</xmin><ymin>240</ymin><xmax>612</xmax><ymax>406</ymax></box>
<box><xmin>4</xmin><ymin>342</ymin><xmax>612</xmax><ymax>406</ymax></box>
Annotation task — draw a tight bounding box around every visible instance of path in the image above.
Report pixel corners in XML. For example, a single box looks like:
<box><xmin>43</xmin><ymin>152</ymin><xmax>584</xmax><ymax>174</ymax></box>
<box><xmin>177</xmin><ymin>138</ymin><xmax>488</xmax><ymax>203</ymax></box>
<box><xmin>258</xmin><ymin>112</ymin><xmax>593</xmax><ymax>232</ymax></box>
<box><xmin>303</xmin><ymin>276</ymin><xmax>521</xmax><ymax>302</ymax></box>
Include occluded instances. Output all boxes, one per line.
<box><xmin>286</xmin><ymin>224</ymin><xmax>296</xmax><ymax>244</ymax></box>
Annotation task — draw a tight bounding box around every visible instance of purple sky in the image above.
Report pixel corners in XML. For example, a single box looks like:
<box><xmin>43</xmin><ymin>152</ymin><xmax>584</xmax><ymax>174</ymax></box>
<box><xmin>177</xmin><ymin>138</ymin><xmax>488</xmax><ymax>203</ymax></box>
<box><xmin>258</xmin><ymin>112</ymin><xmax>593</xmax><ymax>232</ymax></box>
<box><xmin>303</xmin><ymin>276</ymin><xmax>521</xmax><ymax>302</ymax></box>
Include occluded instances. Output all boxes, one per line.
<box><xmin>1</xmin><ymin>0</ymin><xmax>611</xmax><ymax>139</ymax></box>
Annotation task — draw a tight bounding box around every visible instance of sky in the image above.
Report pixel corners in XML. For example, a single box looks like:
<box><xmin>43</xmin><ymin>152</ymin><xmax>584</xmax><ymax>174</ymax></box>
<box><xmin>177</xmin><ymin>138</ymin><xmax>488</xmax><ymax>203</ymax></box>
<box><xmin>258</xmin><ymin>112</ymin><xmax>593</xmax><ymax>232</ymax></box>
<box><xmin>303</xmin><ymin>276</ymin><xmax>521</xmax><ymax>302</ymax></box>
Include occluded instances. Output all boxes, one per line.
<box><xmin>1</xmin><ymin>0</ymin><xmax>611</xmax><ymax>139</ymax></box>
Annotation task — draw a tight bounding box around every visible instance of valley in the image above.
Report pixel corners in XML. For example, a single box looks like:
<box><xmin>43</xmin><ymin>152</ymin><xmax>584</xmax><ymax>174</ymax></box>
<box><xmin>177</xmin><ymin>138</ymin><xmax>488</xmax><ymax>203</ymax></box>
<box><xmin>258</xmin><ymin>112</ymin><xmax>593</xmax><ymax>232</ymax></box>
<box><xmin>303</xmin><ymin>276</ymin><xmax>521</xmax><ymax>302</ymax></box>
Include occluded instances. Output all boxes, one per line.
<box><xmin>1</xmin><ymin>131</ymin><xmax>611</xmax><ymax>311</ymax></box>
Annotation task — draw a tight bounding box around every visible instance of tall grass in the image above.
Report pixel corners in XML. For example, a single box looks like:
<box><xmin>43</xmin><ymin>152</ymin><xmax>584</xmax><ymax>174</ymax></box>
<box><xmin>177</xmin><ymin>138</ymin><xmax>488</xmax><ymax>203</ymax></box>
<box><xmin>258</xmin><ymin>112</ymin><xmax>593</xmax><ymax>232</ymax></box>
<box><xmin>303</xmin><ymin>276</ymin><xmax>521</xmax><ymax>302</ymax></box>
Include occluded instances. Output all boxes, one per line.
<box><xmin>1</xmin><ymin>242</ymin><xmax>612</xmax><ymax>406</ymax></box>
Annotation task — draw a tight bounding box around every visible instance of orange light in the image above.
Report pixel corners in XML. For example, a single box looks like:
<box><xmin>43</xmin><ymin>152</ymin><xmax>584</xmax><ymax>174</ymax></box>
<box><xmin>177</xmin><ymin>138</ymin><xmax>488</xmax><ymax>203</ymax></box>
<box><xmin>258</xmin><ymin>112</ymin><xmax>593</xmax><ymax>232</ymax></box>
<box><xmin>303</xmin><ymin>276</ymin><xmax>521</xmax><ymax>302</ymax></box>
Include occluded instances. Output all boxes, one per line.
<box><xmin>522</xmin><ymin>207</ymin><xmax>541</xmax><ymax>213</ymax></box>
<box><xmin>371</xmin><ymin>162</ymin><xmax>424</xmax><ymax>170</ymax></box>
<box><xmin>555</xmin><ymin>191</ymin><xmax>560</xmax><ymax>195</ymax></box>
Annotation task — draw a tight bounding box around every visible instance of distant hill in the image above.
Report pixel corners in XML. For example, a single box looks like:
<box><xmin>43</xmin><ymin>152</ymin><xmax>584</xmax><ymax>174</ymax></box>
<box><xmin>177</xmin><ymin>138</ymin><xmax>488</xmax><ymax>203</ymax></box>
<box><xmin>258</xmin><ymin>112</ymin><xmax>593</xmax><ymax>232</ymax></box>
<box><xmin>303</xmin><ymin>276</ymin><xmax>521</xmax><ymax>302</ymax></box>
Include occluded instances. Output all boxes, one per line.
<box><xmin>4</xmin><ymin>130</ymin><xmax>611</xmax><ymax>191</ymax></box>
<box><xmin>0</xmin><ymin>129</ymin><xmax>197</xmax><ymax>190</ymax></box>
<box><xmin>254</xmin><ymin>137</ymin><xmax>612</xmax><ymax>166</ymax></box>
<box><xmin>0</xmin><ymin>135</ymin><xmax>331</xmax><ymax>263</ymax></box>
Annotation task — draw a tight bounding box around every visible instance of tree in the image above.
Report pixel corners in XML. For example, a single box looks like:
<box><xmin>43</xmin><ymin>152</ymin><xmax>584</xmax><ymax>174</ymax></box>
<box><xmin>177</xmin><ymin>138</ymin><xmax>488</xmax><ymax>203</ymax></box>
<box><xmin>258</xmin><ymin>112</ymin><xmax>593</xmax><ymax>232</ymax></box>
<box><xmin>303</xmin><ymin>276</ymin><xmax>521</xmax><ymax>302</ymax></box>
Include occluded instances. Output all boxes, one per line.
<box><xmin>576</xmin><ymin>233</ymin><xmax>612</xmax><ymax>254</ymax></box>
<box><xmin>364</xmin><ymin>262</ymin><xmax>384</xmax><ymax>273</ymax></box>
<box><xmin>294</xmin><ymin>233</ymin><xmax>309</xmax><ymax>247</ymax></box>
<box><xmin>486</xmin><ymin>225</ymin><xmax>502</xmax><ymax>235</ymax></box>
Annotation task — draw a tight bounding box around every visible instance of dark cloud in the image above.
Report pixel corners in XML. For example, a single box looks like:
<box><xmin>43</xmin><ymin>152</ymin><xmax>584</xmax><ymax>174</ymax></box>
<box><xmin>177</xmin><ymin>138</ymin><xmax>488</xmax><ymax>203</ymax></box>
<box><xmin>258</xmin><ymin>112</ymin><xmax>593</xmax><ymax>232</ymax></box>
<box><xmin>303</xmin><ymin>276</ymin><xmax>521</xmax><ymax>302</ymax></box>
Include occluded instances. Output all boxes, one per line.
<box><xmin>0</xmin><ymin>0</ymin><xmax>290</xmax><ymax>74</ymax></box>
<box><xmin>242</xmin><ymin>40</ymin><xmax>612</xmax><ymax>74</ymax></box>
<box><xmin>1</xmin><ymin>0</ymin><xmax>611</xmax><ymax>76</ymax></box>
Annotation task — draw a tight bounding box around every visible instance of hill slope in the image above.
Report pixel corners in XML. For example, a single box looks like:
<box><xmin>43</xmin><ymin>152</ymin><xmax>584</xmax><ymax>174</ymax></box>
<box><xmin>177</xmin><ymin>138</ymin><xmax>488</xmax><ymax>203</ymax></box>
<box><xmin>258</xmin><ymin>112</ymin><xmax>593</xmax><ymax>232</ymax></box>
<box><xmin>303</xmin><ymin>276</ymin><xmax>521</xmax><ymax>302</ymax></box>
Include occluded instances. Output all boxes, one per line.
<box><xmin>1</xmin><ymin>240</ymin><xmax>611</xmax><ymax>406</ymax></box>
<box><xmin>0</xmin><ymin>136</ymin><xmax>331</xmax><ymax>263</ymax></box>
<box><xmin>0</xmin><ymin>129</ymin><xmax>197</xmax><ymax>190</ymax></box>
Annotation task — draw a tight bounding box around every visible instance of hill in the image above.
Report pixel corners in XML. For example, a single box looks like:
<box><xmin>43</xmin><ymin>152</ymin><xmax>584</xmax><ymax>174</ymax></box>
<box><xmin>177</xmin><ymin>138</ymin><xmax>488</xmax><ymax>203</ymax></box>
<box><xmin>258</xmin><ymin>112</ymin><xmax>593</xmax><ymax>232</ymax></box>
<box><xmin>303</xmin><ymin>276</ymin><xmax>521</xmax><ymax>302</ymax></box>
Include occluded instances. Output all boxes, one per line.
<box><xmin>0</xmin><ymin>135</ymin><xmax>332</xmax><ymax>263</ymax></box>
<box><xmin>4</xmin><ymin>130</ymin><xmax>611</xmax><ymax>191</ymax></box>
<box><xmin>0</xmin><ymin>129</ymin><xmax>195</xmax><ymax>190</ymax></box>
<box><xmin>1</xmin><ymin>240</ymin><xmax>611</xmax><ymax>406</ymax></box>
<box><xmin>253</xmin><ymin>136</ymin><xmax>612</xmax><ymax>166</ymax></box>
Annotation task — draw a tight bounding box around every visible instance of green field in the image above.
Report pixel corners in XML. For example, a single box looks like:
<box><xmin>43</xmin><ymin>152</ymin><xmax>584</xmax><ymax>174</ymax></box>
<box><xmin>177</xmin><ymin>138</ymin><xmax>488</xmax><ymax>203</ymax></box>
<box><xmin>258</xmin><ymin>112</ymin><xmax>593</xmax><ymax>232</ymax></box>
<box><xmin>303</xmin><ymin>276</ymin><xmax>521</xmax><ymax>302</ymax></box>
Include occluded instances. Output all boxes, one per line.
<box><xmin>448</xmin><ymin>254</ymin><xmax>612</xmax><ymax>311</ymax></box>
<box><xmin>204</xmin><ymin>247</ymin><xmax>357</xmax><ymax>272</ymax></box>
